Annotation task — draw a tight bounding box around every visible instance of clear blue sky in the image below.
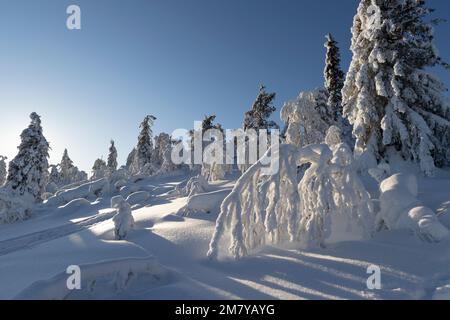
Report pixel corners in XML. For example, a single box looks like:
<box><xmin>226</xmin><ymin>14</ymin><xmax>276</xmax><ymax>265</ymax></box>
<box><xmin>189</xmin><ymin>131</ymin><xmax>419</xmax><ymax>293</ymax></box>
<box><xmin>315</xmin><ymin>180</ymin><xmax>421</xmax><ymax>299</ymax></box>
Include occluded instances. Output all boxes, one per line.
<box><xmin>1</xmin><ymin>0</ymin><xmax>449</xmax><ymax>172</ymax></box>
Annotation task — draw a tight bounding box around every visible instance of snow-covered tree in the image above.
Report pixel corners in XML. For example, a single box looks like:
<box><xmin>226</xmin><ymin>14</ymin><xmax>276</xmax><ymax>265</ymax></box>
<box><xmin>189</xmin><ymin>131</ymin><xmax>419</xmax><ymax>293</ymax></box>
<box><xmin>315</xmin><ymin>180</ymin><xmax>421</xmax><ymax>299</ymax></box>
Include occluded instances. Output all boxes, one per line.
<box><xmin>154</xmin><ymin>133</ymin><xmax>170</xmax><ymax>166</ymax></box>
<box><xmin>52</xmin><ymin>149</ymin><xmax>87</xmax><ymax>187</ymax></box>
<box><xmin>126</xmin><ymin>148</ymin><xmax>136</xmax><ymax>171</ymax></box>
<box><xmin>324</xmin><ymin>34</ymin><xmax>354</xmax><ymax>147</ymax></box>
<box><xmin>46</xmin><ymin>164</ymin><xmax>60</xmax><ymax>193</ymax></box>
<box><xmin>324</xmin><ymin>33</ymin><xmax>346</xmax><ymax>121</ymax></box>
<box><xmin>0</xmin><ymin>156</ymin><xmax>7</xmax><ymax>186</ymax></box>
<box><xmin>342</xmin><ymin>0</ymin><xmax>450</xmax><ymax>175</ymax></box>
<box><xmin>59</xmin><ymin>149</ymin><xmax>74</xmax><ymax>184</ymax></box>
<box><xmin>240</xmin><ymin>86</ymin><xmax>280</xmax><ymax>174</ymax></box>
<box><xmin>131</xmin><ymin>115</ymin><xmax>156</xmax><ymax>175</ymax></box>
<box><xmin>243</xmin><ymin>85</ymin><xmax>279</xmax><ymax>132</ymax></box>
<box><xmin>208</xmin><ymin>132</ymin><xmax>374</xmax><ymax>259</ymax></box>
<box><xmin>91</xmin><ymin>158</ymin><xmax>107</xmax><ymax>180</ymax></box>
<box><xmin>201</xmin><ymin>116</ymin><xmax>227</xmax><ymax>181</ymax></box>
<box><xmin>107</xmin><ymin>140</ymin><xmax>118</xmax><ymax>173</ymax></box>
<box><xmin>155</xmin><ymin>133</ymin><xmax>178</xmax><ymax>173</ymax></box>
<box><xmin>188</xmin><ymin>115</ymin><xmax>226</xmax><ymax>180</ymax></box>
<box><xmin>281</xmin><ymin>90</ymin><xmax>331</xmax><ymax>147</ymax></box>
<box><xmin>6</xmin><ymin>112</ymin><xmax>50</xmax><ymax>202</ymax></box>
<box><xmin>112</xmin><ymin>198</ymin><xmax>134</xmax><ymax>240</ymax></box>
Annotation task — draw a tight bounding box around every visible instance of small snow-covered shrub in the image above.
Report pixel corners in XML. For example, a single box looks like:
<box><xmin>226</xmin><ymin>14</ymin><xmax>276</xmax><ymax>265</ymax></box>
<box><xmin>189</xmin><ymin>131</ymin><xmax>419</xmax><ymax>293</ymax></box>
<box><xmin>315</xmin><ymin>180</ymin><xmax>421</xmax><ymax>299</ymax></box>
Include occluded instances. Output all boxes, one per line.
<box><xmin>177</xmin><ymin>175</ymin><xmax>210</xmax><ymax>197</ymax></box>
<box><xmin>113</xmin><ymin>199</ymin><xmax>134</xmax><ymax>240</ymax></box>
<box><xmin>126</xmin><ymin>191</ymin><xmax>150</xmax><ymax>206</ymax></box>
<box><xmin>378</xmin><ymin>174</ymin><xmax>449</xmax><ymax>242</ymax></box>
<box><xmin>0</xmin><ymin>189</ymin><xmax>33</xmax><ymax>224</ymax></box>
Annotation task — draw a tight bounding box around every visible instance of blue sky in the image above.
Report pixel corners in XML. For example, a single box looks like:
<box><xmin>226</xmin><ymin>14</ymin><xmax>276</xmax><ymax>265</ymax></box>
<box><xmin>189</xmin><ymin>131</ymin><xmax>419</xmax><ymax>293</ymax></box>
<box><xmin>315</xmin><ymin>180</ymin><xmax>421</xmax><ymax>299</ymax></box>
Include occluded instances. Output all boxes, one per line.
<box><xmin>1</xmin><ymin>0</ymin><xmax>449</xmax><ymax>172</ymax></box>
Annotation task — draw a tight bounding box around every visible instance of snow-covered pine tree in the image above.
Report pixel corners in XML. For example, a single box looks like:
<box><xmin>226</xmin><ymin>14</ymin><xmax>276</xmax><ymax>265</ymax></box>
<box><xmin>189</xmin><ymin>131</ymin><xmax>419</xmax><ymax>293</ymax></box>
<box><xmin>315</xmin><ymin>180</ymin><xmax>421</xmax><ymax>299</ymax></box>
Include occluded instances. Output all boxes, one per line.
<box><xmin>0</xmin><ymin>156</ymin><xmax>7</xmax><ymax>186</ymax></box>
<box><xmin>342</xmin><ymin>0</ymin><xmax>450</xmax><ymax>175</ymax></box>
<box><xmin>107</xmin><ymin>140</ymin><xmax>118</xmax><ymax>173</ymax></box>
<box><xmin>59</xmin><ymin>149</ymin><xmax>74</xmax><ymax>184</ymax></box>
<box><xmin>281</xmin><ymin>90</ymin><xmax>331</xmax><ymax>147</ymax></box>
<box><xmin>126</xmin><ymin>148</ymin><xmax>136</xmax><ymax>171</ymax></box>
<box><xmin>91</xmin><ymin>158</ymin><xmax>107</xmax><ymax>180</ymax></box>
<box><xmin>154</xmin><ymin>132</ymin><xmax>177</xmax><ymax>173</ymax></box>
<box><xmin>323</xmin><ymin>34</ymin><xmax>354</xmax><ymax>147</ymax></box>
<box><xmin>198</xmin><ymin>115</ymin><xmax>226</xmax><ymax>181</ymax></box>
<box><xmin>154</xmin><ymin>133</ymin><xmax>168</xmax><ymax>167</ymax></box>
<box><xmin>243</xmin><ymin>85</ymin><xmax>279</xmax><ymax>132</ymax></box>
<box><xmin>131</xmin><ymin>115</ymin><xmax>157</xmax><ymax>175</ymax></box>
<box><xmin>240</xmin><ymin>86</ymin><xmax>280</xmax><ymax>173</ymax></box>
<box><xmin>324</xmin><ymin>33</ymin><xmax>346</xmax><ymax>121</ymax></box>
<box><xmin>6</xmin><ymin>113</ymin><xmax>50</xmax><ymax>202</ymax></box>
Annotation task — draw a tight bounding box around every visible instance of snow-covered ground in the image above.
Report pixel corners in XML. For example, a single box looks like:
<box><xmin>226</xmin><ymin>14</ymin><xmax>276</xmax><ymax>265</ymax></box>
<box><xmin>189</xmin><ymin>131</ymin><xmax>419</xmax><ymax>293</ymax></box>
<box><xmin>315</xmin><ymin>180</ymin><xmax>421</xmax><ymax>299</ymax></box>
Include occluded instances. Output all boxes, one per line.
<box><xmin>1</xmin><ymin>172</ymin><xmax>450</xmax><ymax>300</ymax></box>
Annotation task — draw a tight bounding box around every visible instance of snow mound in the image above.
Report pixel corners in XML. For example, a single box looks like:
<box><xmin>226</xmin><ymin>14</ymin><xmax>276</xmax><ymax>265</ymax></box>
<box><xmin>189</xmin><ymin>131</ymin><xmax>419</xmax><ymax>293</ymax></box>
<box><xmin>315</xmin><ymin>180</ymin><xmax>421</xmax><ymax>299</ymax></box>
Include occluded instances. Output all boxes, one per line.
<box><xmin>437</xmin><ymin>203</ymin><xmax>450</xmax><ymax>229</ymax></box>
<box><xmin>57</xmin><ymin>198</ymin><xmax>92</xmax><ymax>215</ymax></box>
<box><xmin>126</xmin><ymin>191</ymin><xmax>150</xmax><ymax>206</ymax></box>
<box><xmin>119</xmin><ymin>185</ymin><xmax>141</xmax><ymax>198</ymax></box>
<box><xmin>177</xmin><ymin>189</ymin><xmax>231</xmax><ymax>216</ymax></box>
<box><xmin>14</xmin><ymin>256</ymin><xmax>168</xmax><ymax>300</ymax></box>
<box><xmin>378</xmin><ymin>174</ymin><xmax>449</xmax><ymax>242</ymax></box>
<box><xmin>176</xmin><ymin>175</ymin><xmax>210</xmax><ymax>197</ymax></box>
<box><xmin>46</xmin><ymin>178</ymin><xmax>110</xmax><ymax>207</ymax></box>
<box><xmin>433</xmin><ymin>284</ymin><xmax>450</xmax><ymax>300</ymax></box>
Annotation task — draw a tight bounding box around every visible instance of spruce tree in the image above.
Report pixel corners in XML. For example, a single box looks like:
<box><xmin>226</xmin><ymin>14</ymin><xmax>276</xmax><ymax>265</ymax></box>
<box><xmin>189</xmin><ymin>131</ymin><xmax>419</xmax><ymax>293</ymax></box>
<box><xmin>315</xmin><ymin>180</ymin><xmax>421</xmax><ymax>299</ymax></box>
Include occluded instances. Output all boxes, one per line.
<box><xmin>324</xmin><ymin>33</ymin><xmax>346</xmax><ymax>121</ymax></box>
<box><xmin>60</xmin><ymin>149</ymin><xmax>74</xmax><ymax>184</ymax></box>
<box><xmin>92</xmin><ymin>158</ymin><xmax>107</xmax><ymax>180</ymax></box>
<box><xmin>107</xmin><ymin>140</ymin><xmax>118</xmax><ymax>173</ymax></box>
<box><xmin>132</xmin><ymin>115</ymin><xmax>156</xmax><ymax>174</ymax></box>
<box><xmin>7</xmin><ymin>112</ymin><xmax>50</xmax><ymax>201</ymax></box>
<box><xmin>243</xmin><ymin>85</ymin><xmax>279</xmax><ymax>131</ymax></box>
<box><xmin>126</xmin><ymin>148</ymin><xmax>136</xmax><ymax>170</ymax></box>
<box><xmin>342</xmin><ymin>0</ymin><xmax>450</xmax><ymax>175</ymax></box>
<box><xmin>48</xmin><ymin>164</ymin><xmax>61</xmax><ymax>187</ymax></box>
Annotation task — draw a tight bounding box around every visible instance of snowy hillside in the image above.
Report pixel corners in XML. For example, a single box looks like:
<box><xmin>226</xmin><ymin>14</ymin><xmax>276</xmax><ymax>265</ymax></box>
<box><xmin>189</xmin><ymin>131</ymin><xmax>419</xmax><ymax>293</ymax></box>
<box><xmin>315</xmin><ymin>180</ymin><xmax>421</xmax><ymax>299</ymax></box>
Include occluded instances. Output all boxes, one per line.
<box><xmin>0</xmin><ymin>170</ymin><xmax>449</xmax><ymax>300</ymax></box>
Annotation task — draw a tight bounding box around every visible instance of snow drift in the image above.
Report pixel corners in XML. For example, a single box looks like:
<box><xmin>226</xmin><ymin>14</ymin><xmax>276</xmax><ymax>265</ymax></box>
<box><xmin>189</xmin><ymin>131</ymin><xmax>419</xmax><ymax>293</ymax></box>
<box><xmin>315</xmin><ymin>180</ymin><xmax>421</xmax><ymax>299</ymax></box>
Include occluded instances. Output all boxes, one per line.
<box><xmin>377</xmin><ymin>173</ymin><xmax>450</xmax><ymax>242</ymax></box>
<box><xmin>14</xmin><ymin>256</ymin><xmax>168</xmax><ymax>300</ymax></box>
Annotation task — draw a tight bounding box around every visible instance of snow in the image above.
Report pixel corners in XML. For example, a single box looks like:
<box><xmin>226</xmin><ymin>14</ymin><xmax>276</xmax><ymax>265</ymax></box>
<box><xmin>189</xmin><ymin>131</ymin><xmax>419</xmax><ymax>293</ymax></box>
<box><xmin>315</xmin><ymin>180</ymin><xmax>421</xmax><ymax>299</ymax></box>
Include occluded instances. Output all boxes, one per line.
<box><xmin>0</xmin><ymin>171</ymin><xmax>449</xmax><ymax>300</ymax></box>
<box><xmin>378</xmin><ymin>173</ymin><xmax>450</xmax><ymax>242</ymax></box>
<box><xmin>177</xmin><ymin>189</ymin><xmax>232</xmax><ymax>216</ymax></box>
<box><xmin>57</xmin><ymin>198</ymin><xmax>92</xmax><ymax>215</ymax></box>
<box><xmin>126</xmin><ymin>191</ymin><xmax>150</xmax><ymax>206</ymax></box>
<box><xmin>15</xmin><ymin>256</ymin><xmax>168</xmax><ymax>300</ymax></box>
<box><xmin>433</xmin><ymin>285</ymin><xmax>450</xmax><ymax>300</ymax></box>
